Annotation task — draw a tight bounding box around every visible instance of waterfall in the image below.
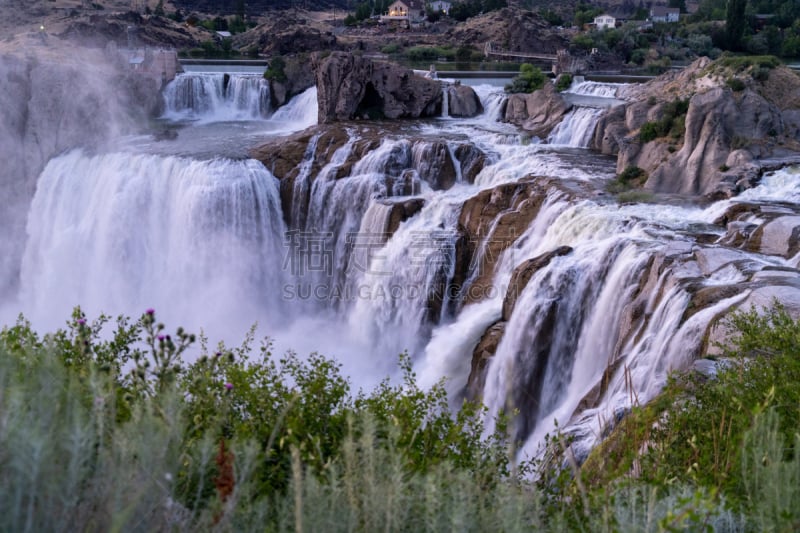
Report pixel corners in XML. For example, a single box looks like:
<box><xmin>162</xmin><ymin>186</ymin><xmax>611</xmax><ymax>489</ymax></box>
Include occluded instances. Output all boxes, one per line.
<box><xmin>20</xmin><ymin>150</ymin><xmax>287</xmax><ymax>334</ymax></box>
<box><xmin>442</xmin><ymin>86</ymin><xmax>450</xmax><ymax>118</ymax></box>
<box><xmin>565</xmin><ymin>79</ymin><xmax>627</xmax><ymax>98</ymax></box>
<box><xmin>547</xmin><ymin>107</ymin><xmax>605</xmax><ymax>147</ymax></box>
<box><xmin>162</xmin><ymin>72</ymin><xmax>271</xmax><ymax>121</ymax></box>
<box><xmin>348</xmin><ymin>198</ymin><xmax>461</xmax><ymax>356</ymax></box>
<box><xmin>270</xmin><ymin>87</ymin><xmax>319</xmax><ymax>130</ymax></box>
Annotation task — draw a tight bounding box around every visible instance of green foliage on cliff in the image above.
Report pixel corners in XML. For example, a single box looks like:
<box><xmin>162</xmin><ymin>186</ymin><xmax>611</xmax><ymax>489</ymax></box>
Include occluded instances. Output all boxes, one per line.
<box><xmin>580</xmin><ymin>304</ymin><xmax>800</xmax><ymax>529</ymax></box>
<box><xmin>639</xmin><ymin>98</ymin><xmax>690</xmax><ymax>143</ymax></box>
<box><xmin>264</xmin><ymin>56</ymin><xmax>287</xmax><ymax>83</ymax></box>
<box><xmin>504</xmin><ymin>64</ymin><xmax>546</xmax><ymax>94</ymax></box>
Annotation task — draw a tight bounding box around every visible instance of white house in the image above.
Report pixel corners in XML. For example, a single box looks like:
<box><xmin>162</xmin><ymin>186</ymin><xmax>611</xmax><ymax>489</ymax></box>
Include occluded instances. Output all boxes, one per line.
<box><xmin>593</xmin><ymin>14</ymin><xmax>616</xmax><ymax>30</ymax></box>
<box><xmin>381</xmin><ymin>0</ymin><xmax>426</xmax><ymax>24</ymax></box>
<box><xmin>428</xmin><ymin>0</ymin><xmax>451</xmax><ymax>14</ymax></box>
<box><xmin>650</xmin><ymin>6</ymin><xmax>680</xmax><ymax>23</ymax></box>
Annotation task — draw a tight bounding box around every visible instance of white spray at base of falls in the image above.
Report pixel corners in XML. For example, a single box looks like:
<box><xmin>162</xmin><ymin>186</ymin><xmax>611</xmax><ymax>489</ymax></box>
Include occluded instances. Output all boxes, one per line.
<box><xmin>19</xmin><ymin>150</ymin><xmax>286</xmax><ymax>335</ymax></box>
<box><xmin>162</xmin><ymin>73</ymin><xmax>271</xmax><ymax>121</ymax></box>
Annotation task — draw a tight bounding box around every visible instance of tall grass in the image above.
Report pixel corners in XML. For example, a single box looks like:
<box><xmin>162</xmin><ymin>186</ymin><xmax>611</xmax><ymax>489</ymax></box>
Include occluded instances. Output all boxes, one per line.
<box><xmin>0</xmin><ymin>306</ymin><xmax>798</xmax><ymax>530</ymax></box>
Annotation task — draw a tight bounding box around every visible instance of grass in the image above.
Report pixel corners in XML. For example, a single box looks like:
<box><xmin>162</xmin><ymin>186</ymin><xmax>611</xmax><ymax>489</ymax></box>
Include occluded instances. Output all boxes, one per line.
<box><xmin>1</xmin><ymin>303</ymin><xmax>799</xmax><ymax>530</ymax></box>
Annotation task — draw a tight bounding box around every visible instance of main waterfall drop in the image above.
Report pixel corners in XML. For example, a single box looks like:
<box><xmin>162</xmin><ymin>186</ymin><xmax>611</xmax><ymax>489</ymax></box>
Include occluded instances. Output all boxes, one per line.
<box><xmin>20</xmin><ymin>150</ymin><xmax>287</xmax><ymax>333</ymax></box>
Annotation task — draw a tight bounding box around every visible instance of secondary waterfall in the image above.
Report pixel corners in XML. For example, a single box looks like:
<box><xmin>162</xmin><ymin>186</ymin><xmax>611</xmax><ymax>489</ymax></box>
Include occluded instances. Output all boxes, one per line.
<box><xmin>547</xmin><ymin>107</ymin><xmax>605</xmax><ymax>147</ymax></box>
<box><xmin>270</xmin><ymin>87</ymin><xmax>319</xmax><ymax>130</ymax></box>
<box><xmin>162</xmin><ymin>72</ymin><xmax>271</xmax><ymax>121</ymax></box>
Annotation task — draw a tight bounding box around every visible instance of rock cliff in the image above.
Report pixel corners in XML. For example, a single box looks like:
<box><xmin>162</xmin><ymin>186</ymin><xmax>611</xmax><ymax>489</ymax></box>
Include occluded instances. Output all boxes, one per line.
<box><xmin>594</xmin><ymin>57</ymin><xmax>800</xmax><ymax>197</ymax></box>
<box><xmin>313</xmin><ymin>52</ymin><xmax>470</xmax><ymax>123</ymax></box>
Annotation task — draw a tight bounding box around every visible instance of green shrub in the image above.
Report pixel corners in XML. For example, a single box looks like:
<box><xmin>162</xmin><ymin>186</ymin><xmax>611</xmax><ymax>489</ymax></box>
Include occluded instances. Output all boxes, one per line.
<box><xmin>381</xmin><ymin>43</ymin><xmax>401</xmax><ymax>55</ymax></box>
<box><xmin>264</xmin><ymin>56</ymin><xmax>287</xmax><ymax>83</ymax></box>
<box><xmin>639</xmin><ymin>98</ymin><xmax>689</xmax><ymax>142</ymax></box>
<box><xmin>554</xmin><ymin>73</ymin><xmax>573</xmax><ymax>92</ymax></box>
<box><xmin>504</xmin><ymin>63</ymin><xmax>546</xmax><ymax>94</ymax></box>
<box><xmin>727</xmin><ymin>77</ymin><xmax>746</xmax><ymax>91</ymax></box>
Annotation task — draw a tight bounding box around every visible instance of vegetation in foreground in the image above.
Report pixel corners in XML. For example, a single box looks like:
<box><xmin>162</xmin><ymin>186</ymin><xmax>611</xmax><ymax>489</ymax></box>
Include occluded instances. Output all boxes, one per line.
<box><xmin>0</xmin><ymin>304</ymin><xmax>798</xmax><ymax>530</ymax></box>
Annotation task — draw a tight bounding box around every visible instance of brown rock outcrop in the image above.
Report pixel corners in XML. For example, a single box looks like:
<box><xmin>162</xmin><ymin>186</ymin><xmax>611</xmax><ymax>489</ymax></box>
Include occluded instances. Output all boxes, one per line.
<box><xmin>446</xmin><ymin>84</ymin><xmax>483</xmax><ymax>118</ymax></box>
<box><xmin>312</xmin><ymin>52</ymin><xmax>443</xmax><ymax>123</ymax></box>
<box><xmin>504</xmin><ymin>83</ymin><xmax>572</xmax><ymax>138</ymax></box>
<box><xmin>466</xmin><ymin>320</ymin><xmax>506</xmax><ymax>400</ymax></box>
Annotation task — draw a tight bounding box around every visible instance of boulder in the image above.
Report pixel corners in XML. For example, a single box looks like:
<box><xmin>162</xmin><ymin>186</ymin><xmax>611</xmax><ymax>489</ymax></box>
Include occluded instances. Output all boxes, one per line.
<box><xmin>446</xmin><ymin>84</ymin><xmax>483</xmax><ymax>118</ymax></box>
<box><xmin>504</xmin><ymin>82</ymin><xmax>572</xmax><ymax>138</ymax></box>
<box><xmin>640</xmin><ymin>87</ymin><xmax>784</xmax><ymax>196</ymax></box>
<box><xmin>312</xmin><ymin>51</ymin><xmax>442</xmax><ymax>123</ymax></box>
<box><xmin>268</xmin><ymin>55</ymin><xmax>315</xmax><ymax>109</ymax></box>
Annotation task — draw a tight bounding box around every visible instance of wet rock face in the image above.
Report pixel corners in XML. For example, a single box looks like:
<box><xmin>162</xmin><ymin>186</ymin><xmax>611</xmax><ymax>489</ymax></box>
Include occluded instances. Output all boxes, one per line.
<box><xmin>504</xmin><ymin>83</ymin><xmax>572</xmax><ymax>138</ymax></box>
<box><xmin>502</xmin><ymin>246</ymin><xmax>573</xmax><ymax>321</ymax></box>
<box><xmin>454</xmin><ymin>179</ymin><xmax>567</xmax><ymax>307</ymax></box>
<box><xmin>467</xmin><ymin>320</ymin><xmax>506</xmax><ymax>400</ymax></box>
<box><xmin>250</xmin><ymin>125</ymin><xmax>488</xmax><ymax>225</ymax></box>
<box><xmin>313</xmin><ymin>52</ymin><xmax>443</xmax><ymax>123</ymax></box>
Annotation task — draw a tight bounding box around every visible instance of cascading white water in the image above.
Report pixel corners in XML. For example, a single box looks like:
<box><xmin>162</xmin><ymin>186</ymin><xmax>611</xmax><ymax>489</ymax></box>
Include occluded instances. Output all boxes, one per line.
<box><xmin>442</xmin><ymin>86</ymin><xmax>450</xmax><ymax>118</ymax></box>
<box><xmin>270</xmin><ymin>87</ymin><xmax>319</xmax><ymax>130</ymax></box>
<box><xmin>12</xmin><ymin>58</ymin><xmax>800</xmax><ymax>473</ymax></box>
<box><xmin>547</xmin><ymin>107</ymin><xmax>605</xmax><ymax>147</ymax></box>
<box><xmin>162</xmin><ymin>72</ymin><xmax>271</xmax><ymax>121</ymax></box>
<box><xmin>566</xmin><ymin>79</ymin><xmax>626</xmax><ymax>98</ymax></box>
<box><xmin>20</xmin><ymin>150</ymin><xmax>286</xmax><ymax>334</ymax></box>
<box><xmin>348</xmin><ymin>197</ymin><xmax>462</xmax><ymax>356</ymax></box>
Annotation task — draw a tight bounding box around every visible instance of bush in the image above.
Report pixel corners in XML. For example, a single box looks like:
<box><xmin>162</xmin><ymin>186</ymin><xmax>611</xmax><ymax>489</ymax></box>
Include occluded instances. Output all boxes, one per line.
<box><xmin>639</xmin><ymin>98</ymin><xmax>689</xmax><ymax>142</ymax></box>
<box><xmin>504</xmin><ymin>63</ymin><xmax>546</xmax><ymax>94</ymax></box>
<box><xmin>263</xmin><ymin>56</ymin><xmax>287</xmax><ymax>83</ymax></box>
<box><xmin>554</xmin><ymin>73</ymin><xmax>573</xmax><ymax>92</ymax></box>
<box><xmin>2</xmin><ymin>304</ymin><xmax>800</xmax><ymax>530</ymax></box>
<box><xmin>727</xmin><ymin>77</ymin><xmax>746</xmax><ymax>91</ymax></box>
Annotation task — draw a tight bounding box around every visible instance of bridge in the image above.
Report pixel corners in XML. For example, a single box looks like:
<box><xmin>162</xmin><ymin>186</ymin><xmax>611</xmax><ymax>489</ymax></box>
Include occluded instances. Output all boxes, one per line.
<box><xmin>483</xmin><ymin>42</ymin><xmax>557</xmax><ymax>61</ymax></box>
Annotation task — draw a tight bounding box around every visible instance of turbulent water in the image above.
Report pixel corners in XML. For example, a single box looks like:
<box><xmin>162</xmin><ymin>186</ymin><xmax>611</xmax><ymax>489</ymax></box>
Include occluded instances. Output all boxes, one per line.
<box><xmin>7</xmin><ymin>76</ymin><xmax>800</xmax><ymax>462</ymax></box>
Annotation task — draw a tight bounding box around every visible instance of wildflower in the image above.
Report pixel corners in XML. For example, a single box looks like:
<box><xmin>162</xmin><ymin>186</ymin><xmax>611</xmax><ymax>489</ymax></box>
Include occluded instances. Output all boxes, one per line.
<box><xmin>224</xmin><ymin>382</ymin><xmax>233</xmax><ymax>391</ymax></box>
<box><xmin>77</xmin><ymin>318</ymin><xmax>86</xmax><ymax>326</ymax></box>
<box><xmin>145</xmin><ymin>308</ymin><xmax>155</xmax><ymax>315</ymax></box>
<box><xmin>158</xmin><ymin>334</ymin><xmax>166</xmax><ymax>342</ymax></box>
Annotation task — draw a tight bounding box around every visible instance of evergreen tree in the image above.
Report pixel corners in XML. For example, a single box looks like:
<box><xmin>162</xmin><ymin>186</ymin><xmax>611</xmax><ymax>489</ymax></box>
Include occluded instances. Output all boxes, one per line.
<box><xmin>726</xmin><ymin>0</ymin><xmax>747</xmax><ymax>51</ymax></box>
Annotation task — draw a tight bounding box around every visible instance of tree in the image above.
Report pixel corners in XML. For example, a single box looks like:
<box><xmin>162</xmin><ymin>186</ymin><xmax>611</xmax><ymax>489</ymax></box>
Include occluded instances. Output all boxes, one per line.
<box><xmin>668</xmin><ymin>0</ymin><xmax>687</xmax><ymax>12</ymax></box>
<box><xmin>725</xmin><ymin>0</ymin><xmax>747</xmax><ymax>51</ymax></box>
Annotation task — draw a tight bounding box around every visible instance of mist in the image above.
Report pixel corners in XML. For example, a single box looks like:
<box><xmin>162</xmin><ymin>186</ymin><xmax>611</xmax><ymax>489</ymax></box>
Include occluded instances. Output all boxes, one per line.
<box><xmin>0</xmin><ymin>33</ymin><xmax>160</xmax><ymax>309</ymax></box>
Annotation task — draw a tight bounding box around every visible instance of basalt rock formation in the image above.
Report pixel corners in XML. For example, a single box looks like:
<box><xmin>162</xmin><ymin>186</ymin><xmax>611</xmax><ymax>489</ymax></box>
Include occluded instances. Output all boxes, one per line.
<box><xmin>594</xmin><ymin>57</ymin><xmax>800</xmax><ymax>197</ymax></box>
<box><xmin>312</xmin><ymin>52</ymin><xmax>480</xmax><ymax>123</ymax></box>
<box><xmin>250</xmin><ymin>124</ymin><xmax>488</xmax><ymax>226</ymax></box>
<box><xmin>504</xmin><ymin>83</ymin><xmax>572</xmax><ymax>138</ymax></box>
